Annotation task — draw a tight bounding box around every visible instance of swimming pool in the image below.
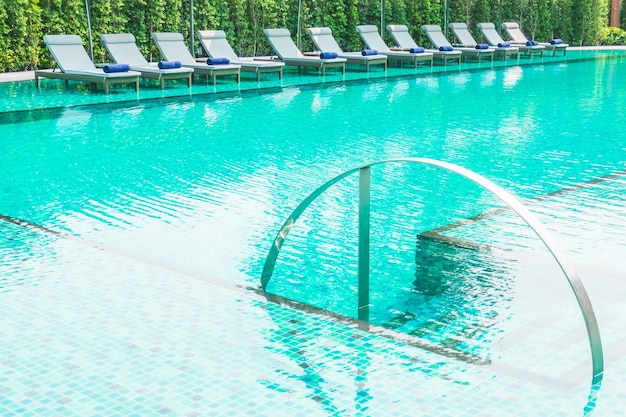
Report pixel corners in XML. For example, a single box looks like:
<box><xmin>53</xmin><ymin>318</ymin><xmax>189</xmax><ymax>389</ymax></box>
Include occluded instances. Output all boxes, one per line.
<box><xmin>2</xmin><ymin>51</ymin><xmax>626</xmax><ymax>415</ymax></box>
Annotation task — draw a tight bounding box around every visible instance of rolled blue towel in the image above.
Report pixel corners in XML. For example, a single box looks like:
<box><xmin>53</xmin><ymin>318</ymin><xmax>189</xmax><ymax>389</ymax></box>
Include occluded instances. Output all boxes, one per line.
<box><xmin>320</xmin><ymin>51</ymin><xmax>339</xmax><ymax>59</ymax></box>
<box><xmin>103</xmin><ymin>64</ymin><xmax>130</xmax><ymax>73</ymax></box>
<box><xmin>158</xmin><ymin>60</ymin><xmax>182</xmax><ymax>69</ymax></box>
<box><xmin>551</xmin><ymin>38</ymin><xmax>563</xmax><ymax>45</ymax></box>
<box><xmin>409</xmin><ymin>47</ymin><xmax>425</xmax><ymax>53</ymax></box>
<box><xmin>439</xmin><ymin>45</ymin><xmax>454</xmax><ymax>52</ymax></box>
<box><xmin>526</xmin><ymin>40</ymin><xmax>539</xmax><ymax>46</ymax></box>
<box><xmin>207</xmin><ymin>57</ymin><xmax>230</xmax><ymax>65</ymax></box>
<box><xmin>497</xmin><ymin>42</ymin><xmax>511</xmax><ymax>48</ymax></box>
<box><xmin>475</xmin><ymin>43</ymin><xmax>489</xmax><ymax>49</ymax></box>
<box><xmin>361</xmin><ymin>49</ymin><xmax>378</xmax><ymax>56</ymax></box>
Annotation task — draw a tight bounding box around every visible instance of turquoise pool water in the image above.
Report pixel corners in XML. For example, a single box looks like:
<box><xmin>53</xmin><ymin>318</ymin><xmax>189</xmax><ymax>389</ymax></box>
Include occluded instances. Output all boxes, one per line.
<box><xmin>2</xmin><ymin>51</ymin><xmax>626</xmax><ymax>415</ymax></box>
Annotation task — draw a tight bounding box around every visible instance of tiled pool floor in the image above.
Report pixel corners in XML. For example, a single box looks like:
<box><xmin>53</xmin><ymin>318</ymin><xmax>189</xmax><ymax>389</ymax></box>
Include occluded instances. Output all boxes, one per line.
<box><xmin>0</xmin><ymin>248</ymin><xmax>604</xmax><ymax>417</ymax></box>
<box><xmin>2</xmin><ymin>177</ymin><xmax>626</xmax><ymax>416</ymax></box>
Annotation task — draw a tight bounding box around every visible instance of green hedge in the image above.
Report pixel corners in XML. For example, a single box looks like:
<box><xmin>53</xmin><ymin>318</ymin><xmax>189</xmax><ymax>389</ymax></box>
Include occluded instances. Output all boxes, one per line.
<box><xmin>0</xmin><ymin>0</ymin><xmax>613</xmax><ymax>71</ymax></box>
<box><xmin>600</xmin><ymin>25</ymin><xmax>626</xmax><ymax>44</ymax></box>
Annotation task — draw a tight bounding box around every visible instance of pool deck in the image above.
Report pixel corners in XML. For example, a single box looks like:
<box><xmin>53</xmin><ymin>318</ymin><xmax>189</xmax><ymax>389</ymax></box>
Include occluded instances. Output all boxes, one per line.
<box><xmin>2</xmin><ymin>45</ymin><xmax>626</xmax><ymax>118</ymax></box>
<box><xmin>1</xmin><ymin>46</ymin><xmax>624</xmax><ymax>84</ymax></box>
<box><xmin>0</xmin><ymin>70</ymin><xmax>36</xmax><ymax>82</ymax></box>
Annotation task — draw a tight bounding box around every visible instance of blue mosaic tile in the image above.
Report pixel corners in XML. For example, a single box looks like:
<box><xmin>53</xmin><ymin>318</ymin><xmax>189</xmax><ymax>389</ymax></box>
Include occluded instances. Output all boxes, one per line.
<box><xmin>1</xmin><ymin>178</ymin><xmax>626</xmax><ymax>416</ymax></box>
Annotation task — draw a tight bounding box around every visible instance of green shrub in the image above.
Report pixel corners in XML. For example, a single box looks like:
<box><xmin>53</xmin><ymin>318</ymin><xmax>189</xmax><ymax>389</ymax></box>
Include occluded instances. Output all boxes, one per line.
<box><xmin>599</xmin><ymin>26</ymin><xmax>626</xmax><ymax>45</ymax></box>
<box><xmin>0</xmin><ymin>0</ymin><xmax>615</xmax><ymax>71</ymax></box>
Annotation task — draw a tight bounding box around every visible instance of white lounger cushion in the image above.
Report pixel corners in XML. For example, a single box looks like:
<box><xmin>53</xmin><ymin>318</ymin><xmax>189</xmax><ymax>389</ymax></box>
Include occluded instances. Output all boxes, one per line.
<box><xmin>44</xmin><ymin>34</ymin><xmax>100</xmax><ymax>72</ymax></box>
<box><xmin>356</xmin><ymin>25</ymin><xmax>393</xmax><ymax>51</ymax></box>
<box><xmin>383</xmin><ymin>25</ymin><xmax>418</xmax><ymax>49</ymax></box>
<box><xmin>263</xmin><ymin>28</ymin><xmax>306</xmax><ymax>59</ymax></box>
<box><xmin>100</xmin><ymin>33</ymin><xmax>150</xmax><ymax>66</ymax></box>
<box><xmin>263</xmin><ymin>28</ymin><xmax>346</xmax><ymax>66</ymax></box>
<box><xmin>307</xmin><ymin>27</ymin><xmax>387</xmax><ymax>61</ymax></box>
<box><xmin>43</xmin><ymin>34</ymin><xmax>141</xmax><ymax>78</ymax></box>
<box><xmin>196</xmin><ymin>30</ymin><xmax>284</xmax><ymax>69</ymax></box>
<box><xmin>151</xmin><ymin>32</ymin><xmax>240</xmax><ymax>70</ymax></box>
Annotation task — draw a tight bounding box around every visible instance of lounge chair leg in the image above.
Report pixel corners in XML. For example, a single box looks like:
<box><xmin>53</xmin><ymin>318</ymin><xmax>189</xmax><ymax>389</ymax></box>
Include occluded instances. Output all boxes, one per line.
<box><xmin>257</xmin><ymin>70</ymin><xmax>260</xmax><ymax>82</ymax></box>
<box><xmin>278</xmin><ymin>69</ymin><xmax>282</xmax><ymax>80</ymax></box>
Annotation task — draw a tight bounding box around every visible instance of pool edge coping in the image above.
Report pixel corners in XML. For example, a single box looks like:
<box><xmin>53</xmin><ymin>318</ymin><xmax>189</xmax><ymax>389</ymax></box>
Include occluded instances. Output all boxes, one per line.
<box><xmin>2</xmin><ymin>46</ymin><xmax>626</xmax><ymax>84</ymax></box>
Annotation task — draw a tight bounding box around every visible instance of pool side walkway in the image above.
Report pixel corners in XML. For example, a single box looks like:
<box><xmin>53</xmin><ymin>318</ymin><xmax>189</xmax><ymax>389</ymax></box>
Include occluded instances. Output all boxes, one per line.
<box><xmin>1</xmin><ymin>46</ymin><xmax>624</xmax><ymax>84</ymax></box>
<box><xmin>2</xmin><ymin>46</ymin><xmax>626</xmax><ymax>117</ymax></box>
<box><xmin>0</xmin><ymin>70</ymin><xmax>35</xmax><ymax>82</ymax></box>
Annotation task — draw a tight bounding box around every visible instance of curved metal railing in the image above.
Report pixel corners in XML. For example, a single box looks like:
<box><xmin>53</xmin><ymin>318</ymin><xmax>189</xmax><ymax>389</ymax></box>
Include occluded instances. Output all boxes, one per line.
<box><xmin>260</xmin><ymin>157</ymin><xmax>603</xmax><ymax>385</ymax></box>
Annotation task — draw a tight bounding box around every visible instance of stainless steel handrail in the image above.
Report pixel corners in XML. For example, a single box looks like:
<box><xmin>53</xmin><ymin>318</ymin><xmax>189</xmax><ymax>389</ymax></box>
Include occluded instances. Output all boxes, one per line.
<box><xmin>261</xmin><ymin>157</ymin><xmax>604</xmax><ymax>385</ymax></box>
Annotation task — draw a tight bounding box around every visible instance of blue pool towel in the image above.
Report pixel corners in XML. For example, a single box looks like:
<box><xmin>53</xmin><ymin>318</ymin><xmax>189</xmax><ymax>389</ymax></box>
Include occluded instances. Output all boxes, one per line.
<box><xmin>361</xmin><ymin>49</ymin><xmax>378</xmax><ymax>56</ymax></box>
<box><xmin>103</xmin><ymin>64</ymin><xmax>130</xmax><ymax>73</ymax></box>
<box><xmin>439</xmin><ymin>45</ymin><xmax>454</xmax><ymax>52</ymax></box>
<box><xmin>207</xmin><ymin>57</ymin><xmax>230</xmax><ymax>65</ymax></box>
<box><xmin>497</xmin><ymin>42</ymin><xmax>511</xmax><ymax>48</ymax></box>
<box><xmin>158</xmin><ymin>61</ymin><xmax>182</xmax><ymax>69</ymax></box>
<box><xmin>551</xmin><ymin>38</ymin><xmax>563</xmax><ymax>45</ymax></box>
<box><xmin>526</xmin><ymin>40</ymin><xmax>539</xmax><ymax>46</ymax></box>
<box><xmin>319</xmin><ymin>51</ymin><xmax>338</xmax><ymax>59</ymax></box>
<box><xmin>409</xmin><ymin>47</ymin><xmax>425</xmax><ymax>53</ymax></box>
<box><xmin>475</xmin><ymin>43</ymin><xmax>489</xmax><ymax>49</ymax></box>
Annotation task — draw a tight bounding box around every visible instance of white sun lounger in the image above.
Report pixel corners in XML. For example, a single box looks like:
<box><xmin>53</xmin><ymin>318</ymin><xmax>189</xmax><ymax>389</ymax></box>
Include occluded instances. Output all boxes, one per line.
<box><xmin>306</xmin><ymin>27</ymin><xmax>387</xmax><ymax>71</ymax></box>
<box><xmin>196</xmin><ymin>30</ymin><xmax>284</xmax><ymax>81</ymax></box>
<box><xmin>477</xmin><ymin>23</ymin><xmax>545</xmax><ymax>57</ymax></box>
<box><xmin>263</xmin><ymin>28</ymin><xmax>346</xmax><ymax>75</ymax></box>
<box><xmin>100</xmin><ymin>33</ymin><xmax>192</xmax><ymax>88</ymax></box>
<box><xmin>383</xmin><ymin>24</ymin><xmax>459</xmax><ymax>65</ymax></box>
<box><xmin>501</xmin><ymin>22</ymin><xmax>568</xmax><ymax>57</ymax></box>
<box><xmin>447</xmin><ymin>22</ymin><xmax>519</xmax><ymax>60</ymax></box>
<box><xmin>355</xmin><ymin>24</ymin><xmax>434</xmax><ymax>67</ymax></box>
<box><xmin>476</xmin><ymin>22</ymin><xmax>544</xmax><ymax>58</ymax></box>
<box><xmin>35</xmin><ymin>34</ymin><xmax>140</xmax><ymax>93</ymax></box>
<box><xmin>151</xmin><ymin>32</ymin><xmax>241</xmax><ymax>84</ymax></box>
<box><xmin>421</xmin><ymin>24</ymin><xmax>494</xmax><ymax>62</ymax></box>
